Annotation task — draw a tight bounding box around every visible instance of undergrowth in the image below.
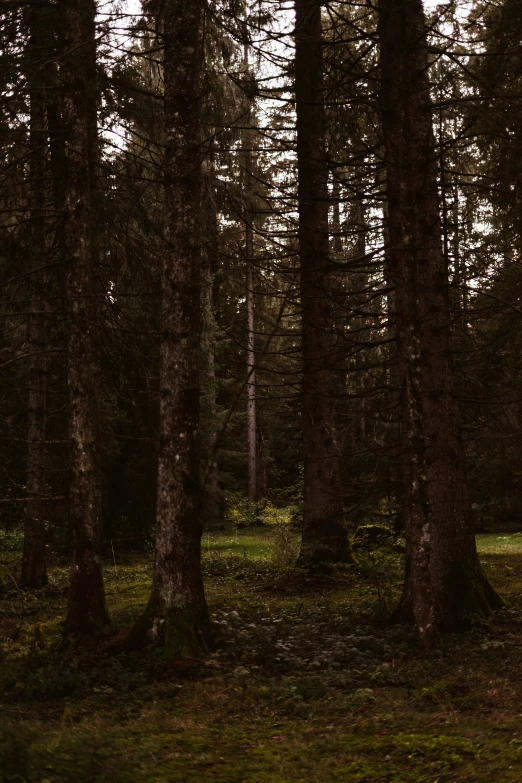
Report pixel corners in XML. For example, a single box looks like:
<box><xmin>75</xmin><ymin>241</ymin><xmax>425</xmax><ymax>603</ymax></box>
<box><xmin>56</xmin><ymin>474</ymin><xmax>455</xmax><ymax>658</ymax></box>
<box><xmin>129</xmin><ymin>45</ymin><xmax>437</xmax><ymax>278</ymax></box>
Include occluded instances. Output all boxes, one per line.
<box><xmin>2</xmin><ymin>528</ymin><xmax>522</xmax><ymax>781</ymax></box>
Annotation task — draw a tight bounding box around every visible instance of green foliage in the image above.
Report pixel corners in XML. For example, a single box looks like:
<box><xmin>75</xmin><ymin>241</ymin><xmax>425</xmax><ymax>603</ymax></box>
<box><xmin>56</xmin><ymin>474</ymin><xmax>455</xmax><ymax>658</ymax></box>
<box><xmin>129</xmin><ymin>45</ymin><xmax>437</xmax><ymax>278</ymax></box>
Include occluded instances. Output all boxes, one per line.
<box><xmin>260</xmin><ymin>502</ymin><xmax>296</xmax><ymax>526</ymax></box>
<box><xmin>353</xmin><ymin>524</ymin><xmax>405</xmax><ymax>554</ymax></box>
<box><xmin>203</xmin><ymin>551</ymin><xmax>270</xmax><ymax>580</ymax></box>
<box><xmin>269</xmin><ymin>466</ymin><xmax>304</xmax><ymax>524</ymax></box>
<box><xmin>224</xmin><ymin>492</ymin><xmax>258</xmax><ymax>527</ymax></box>
<box><xmin>224</xmin><ymin>494</ymin><xmax>300</xmax><ymax>531</ymax></box>
<box><xmin>0</xmin><ymin>724</ymin><xmax>34</xmax><ymax>783</ymax></box>
<box><xmin>270</xmin><ymin>523</ymin><xmax>300</xmax><ymax>570</ymax></box>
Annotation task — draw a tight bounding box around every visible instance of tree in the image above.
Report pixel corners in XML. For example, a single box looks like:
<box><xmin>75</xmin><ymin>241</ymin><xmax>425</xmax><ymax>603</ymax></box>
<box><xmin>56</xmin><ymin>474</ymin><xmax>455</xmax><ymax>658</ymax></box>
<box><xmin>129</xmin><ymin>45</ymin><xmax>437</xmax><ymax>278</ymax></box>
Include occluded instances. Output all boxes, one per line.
<box><xmin>62</xmin><ymin>0</ymin><xmax>109</xmax><ymax>632</ymax></box>
<box><xmin>241</xmin><ymin>42</ymin><xmax>262</xmax><ymax>508</ymax></box>
<box><xmin>245</xmin><ymin>99</ymin><xmax>257</xmax><ymax>508</ymax></box>
<box><xmin>21</xmin><ymin>2</ymin><xmax>50</xmax><ymax>589</ymax></box>
<box><xmin>377</xmin><ymin>0</ymin><xmax>502</xmax><ymax>646</ymax></box>
<box><xmin>127</xmin><ymin>0</ymin><xmax>212</xmax><ymax>660</ymax></box>
<box><xmin>294</xmin><ymin>0</ymin><xmax>352</xmax><ymax>566</ymax></box>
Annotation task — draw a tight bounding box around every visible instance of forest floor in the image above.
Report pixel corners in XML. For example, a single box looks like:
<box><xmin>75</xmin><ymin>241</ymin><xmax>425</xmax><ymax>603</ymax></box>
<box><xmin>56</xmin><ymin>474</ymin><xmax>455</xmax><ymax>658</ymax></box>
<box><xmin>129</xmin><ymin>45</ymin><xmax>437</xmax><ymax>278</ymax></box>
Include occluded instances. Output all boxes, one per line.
<box><xmin>2</xmin><ymin>527</ymin><xmax>522</xmax><ymax>782</ymax></box>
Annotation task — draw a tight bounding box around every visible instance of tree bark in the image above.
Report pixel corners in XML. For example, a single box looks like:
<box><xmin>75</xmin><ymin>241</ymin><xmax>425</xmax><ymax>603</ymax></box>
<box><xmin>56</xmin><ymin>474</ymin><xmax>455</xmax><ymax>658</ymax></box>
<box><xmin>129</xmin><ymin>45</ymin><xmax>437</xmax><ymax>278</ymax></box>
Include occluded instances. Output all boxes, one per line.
<box><xmin>353</xmin><ymin>198</ymin><xmax>369</xmax><ymax>443</ymax></box>
<box><xmin>62</xmin><ymin>0</ymin><xmax>108</xmax><ymax>632</ymax></box>
<box><xmin>200</xmin><ymin>161</ymin><xmax>224</xmax><ymax>527</ymax></box>
<box><xmin>295</xmin><ymin>0</ymin><xmax>352</xmax><ymax>566</ymax></box>
<box><xmin>128</xmin><ymin>0</ymin><xmax>211</xmax><ymax>660</ymax></box>
<box><xmin>21</xmin><ymin>3</ymin><xmax>49</xmax><ymax>589</ymax></box>
<box><xmin>47</xmin><ymin>38</ymin><xmax>67</xmax><ymax>278</ymax></box>
<box><xmin>246</xmin><ymin>216</ymin><xmax>257</xmax><ymax>506</ymax></box>
<box><xmin>242</xmin><ymin>52</ymin><xmax>259</xmax><ymax>509</ymax></box>
<box><xmin>378</xmin><ymin>0</ymin><xmax>502</xmax><ymax>646</ymax></box>
<box><xmin>383</xmin><ymin>210</ymin><xmax>408</xmax><ymax>535</ymax></box>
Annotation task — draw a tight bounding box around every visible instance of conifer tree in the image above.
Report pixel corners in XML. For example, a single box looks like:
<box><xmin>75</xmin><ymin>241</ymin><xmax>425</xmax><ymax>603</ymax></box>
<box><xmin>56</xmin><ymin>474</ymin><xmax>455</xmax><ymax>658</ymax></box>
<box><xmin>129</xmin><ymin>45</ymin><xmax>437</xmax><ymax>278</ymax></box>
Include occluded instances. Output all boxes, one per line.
<box><xmin>62</xmin><ymin>0</ymin><xmax>109</xmax><ymax>632</ymax></box>
<box><xmin>294</xmin><ymin>0</ymin><xmax>352</xmax><ymax>566</ymax></box>
<box><xmin>378</xmin><ymin>0</ymin><xmax>501</xmax><ymax>645</ymax></box>
<box><xmin>21</xmin><ymin>2</ymin><xmax>50</xmax><ymax>589</ymax></box>
<box><xmin>128</xmin><ymin>0</ymin><xmax>212</xmax><ymax>659</ymax></box>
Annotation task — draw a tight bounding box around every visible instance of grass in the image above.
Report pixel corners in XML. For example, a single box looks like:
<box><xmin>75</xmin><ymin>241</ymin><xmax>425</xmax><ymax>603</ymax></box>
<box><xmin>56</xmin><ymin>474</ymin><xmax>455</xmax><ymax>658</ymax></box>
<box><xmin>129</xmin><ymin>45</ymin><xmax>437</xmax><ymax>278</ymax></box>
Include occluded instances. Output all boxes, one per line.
<box><xmin>202</xmin><ymin>530</ymin><xmax>276</xmax><ymax>560</ymax></box>
<box><xmin>2</xmin><ymin>528</ymin><xmax>522</xmax><ymax>781</ymax></box>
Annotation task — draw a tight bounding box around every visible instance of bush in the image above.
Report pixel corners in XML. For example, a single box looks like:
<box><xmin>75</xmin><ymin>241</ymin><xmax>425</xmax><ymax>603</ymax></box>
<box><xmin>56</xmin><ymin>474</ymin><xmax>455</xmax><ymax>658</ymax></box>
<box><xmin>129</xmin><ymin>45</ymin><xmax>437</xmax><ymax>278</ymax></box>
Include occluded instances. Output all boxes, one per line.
<box><xmin>224</xmin><ymin>493</ymin><xmax>258</xmax><ymax>527</ymax></box>
<box><xmin>271</xmin><ymin>524</ymin><xmax>300</xmax><ymax>570</ymax></box>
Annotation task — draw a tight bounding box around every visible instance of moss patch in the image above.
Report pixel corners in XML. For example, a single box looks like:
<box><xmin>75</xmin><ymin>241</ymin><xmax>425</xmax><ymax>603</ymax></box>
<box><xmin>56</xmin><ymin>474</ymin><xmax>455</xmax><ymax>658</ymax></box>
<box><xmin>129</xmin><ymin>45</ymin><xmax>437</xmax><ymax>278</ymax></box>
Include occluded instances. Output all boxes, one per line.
<box><xmin>2</xmin><ymin>531</ymin><xmax>522</xmax><ymax>781</ymax></box>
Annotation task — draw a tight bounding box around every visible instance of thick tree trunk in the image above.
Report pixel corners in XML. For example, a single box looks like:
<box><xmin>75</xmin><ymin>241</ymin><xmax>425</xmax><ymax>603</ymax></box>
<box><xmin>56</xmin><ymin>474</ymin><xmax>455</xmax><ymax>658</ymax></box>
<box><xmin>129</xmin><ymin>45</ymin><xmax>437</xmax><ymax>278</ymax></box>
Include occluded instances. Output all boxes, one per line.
<box><xmin>295</xmin><ymin>0</ymin><xmax>352</xmax><ymax>566</ymax></box>
<box><xmin>62</xmin><ymin>0</ymin><xmax>108</xmax><ymax>632</ymax></box>
<box><xmin>378</xmin><ymin>0</ymin><xmax>502</xmax><ymax>645</ymax></box>
<box><xmin>21</xmin><ymin>5</ymin><xmax>49</xmax><ymax>589</ymax></box>
<box><xmin>128</xmin><ymin>0</ymin><xmax>211</xmax><ymax>660</ymax></box>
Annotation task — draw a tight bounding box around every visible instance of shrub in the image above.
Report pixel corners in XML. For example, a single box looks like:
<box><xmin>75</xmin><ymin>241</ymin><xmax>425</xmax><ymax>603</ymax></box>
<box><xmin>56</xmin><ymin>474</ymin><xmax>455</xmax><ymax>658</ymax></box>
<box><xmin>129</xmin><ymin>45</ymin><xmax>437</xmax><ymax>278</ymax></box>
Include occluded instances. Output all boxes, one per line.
<box><xmin>271</xmin><ymin>524</ymin><xmax>300</xmax><ymax>570</ymax></box>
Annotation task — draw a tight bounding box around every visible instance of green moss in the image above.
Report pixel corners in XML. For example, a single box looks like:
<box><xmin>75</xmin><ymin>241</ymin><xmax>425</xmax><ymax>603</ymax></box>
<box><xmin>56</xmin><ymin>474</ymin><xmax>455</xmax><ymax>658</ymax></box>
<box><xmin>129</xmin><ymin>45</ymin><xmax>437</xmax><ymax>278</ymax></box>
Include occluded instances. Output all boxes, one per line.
<box><xmin>3</xmin><ymin>532</ymin><xmax>522</xmax><ymax>781</ymax></box>
<box><xmin>6</xmin><ymin>711</ymin><xmax>522</xmax><ymax>783</ymax></box>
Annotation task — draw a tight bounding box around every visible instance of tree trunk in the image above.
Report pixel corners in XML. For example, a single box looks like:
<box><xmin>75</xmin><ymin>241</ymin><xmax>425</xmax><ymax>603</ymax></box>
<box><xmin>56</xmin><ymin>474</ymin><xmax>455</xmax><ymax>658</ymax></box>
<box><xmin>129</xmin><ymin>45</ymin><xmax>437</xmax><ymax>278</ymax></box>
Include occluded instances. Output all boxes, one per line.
<box><xmin>246</xmin><ymin>219</ymin><xmax>257</xmax><ymax>506</ymax></box>
<box><xmin>295</xmin><ymin>0</ymin><xmax>352</xmax><ymax>566</ymax></box>
<box><xmin>256</xmin><ymin>427</ymin><xmax>267</xmax><ymax>503</ymax></box>
<box><xmin>378</xmin><ymin>0</ymin><xmax>502</xmax><ymax>646</ymax></box>
<box><xmin>62</xmin><ymin>0</ymin><xmax>108</xmax><ymax>632</ymax></box>
<box><xmin>353</xmin><ymin>198</ymin><xmax>369</xmax><ymax>443</ymax></box>
<box><xmin>330</xmin><ymin>175</ymin><xmax>348</xmax><ymax>407</ymax></box>
<box><xmin>200</xmin><ymin>162</ymin><xmax>224</xmax><ymax>528</ymax></box>
<box><xmin>383</xmin><ymin>213</ymin><xmax>408</xmax><ymax>535</ymax></box>
<box><xmin>242</xmin><ymin>53</ymin><xmax>259</xmax><ymax>509</ymax></box>
<box><xmin>127</xmin><ymin>0</ymin><xmax>211</xmax><ymax>660</ymax></box>
<box><xmin>47</xmin><ymin>39</ymin><xmax>67</xmax><ymax>277</ymax></box>
<box><xmin>21</xmin><ymin>4</ymin><xmax>49</xmax><ymax>589</ymax></box>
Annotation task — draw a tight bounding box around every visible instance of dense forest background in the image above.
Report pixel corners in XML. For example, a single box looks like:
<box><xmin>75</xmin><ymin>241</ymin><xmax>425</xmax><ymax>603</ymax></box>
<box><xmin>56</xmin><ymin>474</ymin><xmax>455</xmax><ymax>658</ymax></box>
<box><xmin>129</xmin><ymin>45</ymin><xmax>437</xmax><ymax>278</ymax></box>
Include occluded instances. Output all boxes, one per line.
<box><xmin>5</xmin><ymin>2</ymin><xmax>522</xmax><ymax>780</ymax></box>
<box><xmin>1</xmin><ymin>0</ymin><xmax>522</xmax><ymax>647</ymax></box>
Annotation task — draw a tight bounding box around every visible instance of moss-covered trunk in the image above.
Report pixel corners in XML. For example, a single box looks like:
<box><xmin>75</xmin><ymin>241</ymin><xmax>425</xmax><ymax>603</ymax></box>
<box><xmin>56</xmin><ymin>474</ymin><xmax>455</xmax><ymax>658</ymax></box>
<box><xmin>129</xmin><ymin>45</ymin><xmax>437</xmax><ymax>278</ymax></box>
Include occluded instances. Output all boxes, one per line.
<box><xmin>294</xmin><ymin>0</ymin><xmax>353</xmax><ymax>567</ymax></box>
<box><xmin>127</xmin><ymin>0</ymin><xmax>211</xmax><ymax>660</ymax></box>
<box><xmin>378</xmin><ymin>0</ymin><xmax>502</xmax><ymax>645</ymax></box>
